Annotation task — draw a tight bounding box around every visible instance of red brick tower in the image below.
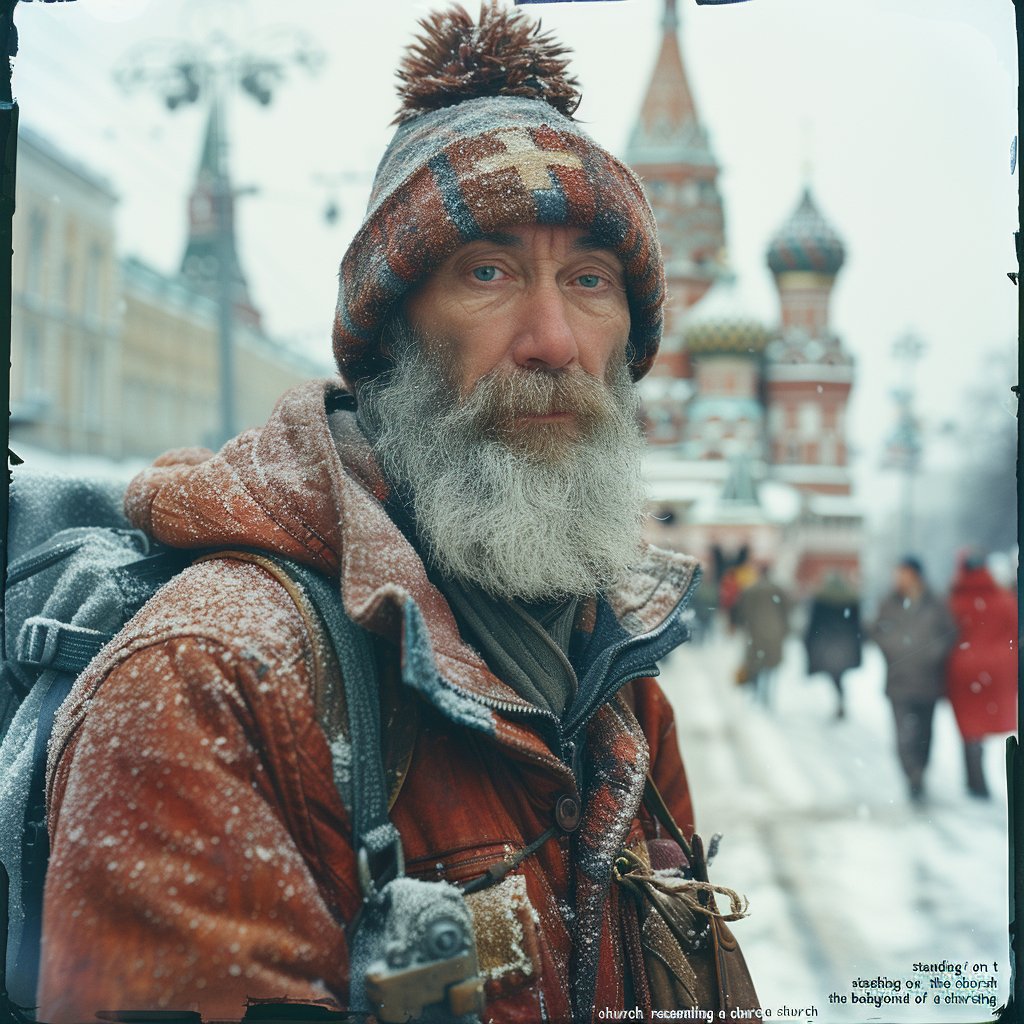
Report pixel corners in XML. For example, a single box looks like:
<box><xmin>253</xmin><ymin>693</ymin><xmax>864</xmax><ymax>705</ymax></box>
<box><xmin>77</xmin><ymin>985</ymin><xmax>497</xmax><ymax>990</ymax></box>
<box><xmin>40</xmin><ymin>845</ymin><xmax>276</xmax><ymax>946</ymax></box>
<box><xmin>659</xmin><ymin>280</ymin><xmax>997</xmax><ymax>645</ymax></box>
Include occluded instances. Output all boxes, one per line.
<box><xmin>627</xmin><ymin>0</ymin><xmax>727</xmax><ymax>379</ymax></box>
<box><xmin>765</xmin><ymin>187</ymin><xmax>861</xmax><ymax>591</ymax></box>
<box><xmin>764</xmin><ymin>187</ymin><xmax>852</xmax><ymax>496</ymax></box>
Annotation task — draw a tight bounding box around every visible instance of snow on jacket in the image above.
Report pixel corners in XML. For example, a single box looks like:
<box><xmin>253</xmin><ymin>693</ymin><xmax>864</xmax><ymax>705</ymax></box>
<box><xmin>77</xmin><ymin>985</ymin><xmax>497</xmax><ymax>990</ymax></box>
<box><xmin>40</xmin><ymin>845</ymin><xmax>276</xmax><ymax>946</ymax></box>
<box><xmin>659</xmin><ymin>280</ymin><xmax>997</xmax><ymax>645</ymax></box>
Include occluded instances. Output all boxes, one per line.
<box><xmin>945</xmin><ymin>565</ymin><xmax>1017</xmax><ymax>739</ymax></box>
<box><xmin>39</xmin><ymin>379</ymin><xmax>700</xmax><ymax>1023</ymax></box>
<box><xmin>870</xmin><ymin>588</ymin><xmax>956</xmax><ymax>702</ymax></box>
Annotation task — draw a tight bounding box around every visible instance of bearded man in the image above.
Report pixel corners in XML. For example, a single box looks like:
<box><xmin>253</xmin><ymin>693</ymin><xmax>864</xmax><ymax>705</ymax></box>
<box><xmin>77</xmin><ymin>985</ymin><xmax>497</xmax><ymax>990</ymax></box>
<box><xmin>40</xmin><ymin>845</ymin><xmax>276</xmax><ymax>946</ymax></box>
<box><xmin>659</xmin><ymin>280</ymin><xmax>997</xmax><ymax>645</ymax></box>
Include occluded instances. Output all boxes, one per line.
<box><xmin>38</xmin><ymin>6</ymin><xmax>715</xmax><ymax>1021</ymax></box>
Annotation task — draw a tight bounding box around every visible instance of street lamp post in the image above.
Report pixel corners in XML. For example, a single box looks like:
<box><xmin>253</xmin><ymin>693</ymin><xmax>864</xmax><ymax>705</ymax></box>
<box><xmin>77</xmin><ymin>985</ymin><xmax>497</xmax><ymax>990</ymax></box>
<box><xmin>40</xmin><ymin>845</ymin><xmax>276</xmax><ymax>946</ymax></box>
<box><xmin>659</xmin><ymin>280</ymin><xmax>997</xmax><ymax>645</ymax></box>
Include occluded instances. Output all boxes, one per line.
<box><xmin>212</xmin><ymin>148</ymin><xmax>236</xmax><ymax>445</ymax></box>
<box><xmin>114</xmin><ymin>24</ymin><xmax>324</xmax><ymax>446</ymax></box>
<box><xmin>883</xmin><ymin>332</ymin><xmax>925</xmax><ymax>554</ymax></box>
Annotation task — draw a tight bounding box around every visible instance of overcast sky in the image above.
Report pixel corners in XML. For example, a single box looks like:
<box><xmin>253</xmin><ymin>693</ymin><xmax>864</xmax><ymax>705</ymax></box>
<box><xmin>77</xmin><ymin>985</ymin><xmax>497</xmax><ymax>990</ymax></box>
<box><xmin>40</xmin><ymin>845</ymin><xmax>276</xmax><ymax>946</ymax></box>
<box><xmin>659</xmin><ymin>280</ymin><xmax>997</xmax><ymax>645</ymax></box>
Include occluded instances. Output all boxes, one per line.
<box><xmin>13</xmin><ymin>0</ymin><xmax>1019</xmax><ymax>525</ymax></box>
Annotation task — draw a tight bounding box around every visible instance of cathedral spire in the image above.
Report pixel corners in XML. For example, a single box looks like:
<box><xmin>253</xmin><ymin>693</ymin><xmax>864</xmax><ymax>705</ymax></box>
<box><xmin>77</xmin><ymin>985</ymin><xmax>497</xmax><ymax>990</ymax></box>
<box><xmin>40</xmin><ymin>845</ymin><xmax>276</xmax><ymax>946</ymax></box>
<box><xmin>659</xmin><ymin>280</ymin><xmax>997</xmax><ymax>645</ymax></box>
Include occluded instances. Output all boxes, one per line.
<box><xmin>662</xmin><ymin>0</ymin><xmax>678</xmax><ymax>36</ymax></box>
<box><xmin>627</xmin><ymin>0</ymin><xmax>701</xmax><ymax>165</ymax></box>
<box><xmin>180</xmin><ymin>96</ymin><xmax>261</xmax><ymax>328</ymax></box>
<box><xmin>626</xmin><ymin>0</ymin><xmax>726</xmax><ymax>340</ymax></box>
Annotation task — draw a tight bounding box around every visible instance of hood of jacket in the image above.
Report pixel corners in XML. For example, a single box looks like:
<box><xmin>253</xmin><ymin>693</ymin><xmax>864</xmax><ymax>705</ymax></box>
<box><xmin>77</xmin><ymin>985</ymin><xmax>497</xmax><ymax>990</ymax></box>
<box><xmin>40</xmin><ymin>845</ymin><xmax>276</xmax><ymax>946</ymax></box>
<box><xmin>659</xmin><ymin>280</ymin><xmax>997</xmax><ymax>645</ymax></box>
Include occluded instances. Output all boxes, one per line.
<box><xmin>124</xmin><ymin>379</ymin><xmax>700</xmax><ymax>732</ymax></box>
<box><xmin>950</xmin><ymin>565</ymin><xmax>999</xmax><ymax>598</ymax></box>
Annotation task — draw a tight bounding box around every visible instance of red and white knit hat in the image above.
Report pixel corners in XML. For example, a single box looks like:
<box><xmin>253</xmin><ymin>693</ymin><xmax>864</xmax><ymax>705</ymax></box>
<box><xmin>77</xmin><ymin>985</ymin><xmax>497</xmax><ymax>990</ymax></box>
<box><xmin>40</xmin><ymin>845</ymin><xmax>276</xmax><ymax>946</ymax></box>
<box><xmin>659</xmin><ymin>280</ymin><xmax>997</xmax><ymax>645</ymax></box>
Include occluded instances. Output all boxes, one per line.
<box><xmin>332</xmin><ymin>2</ymin><xmax>665</xmax><ymax>388</ymax></box>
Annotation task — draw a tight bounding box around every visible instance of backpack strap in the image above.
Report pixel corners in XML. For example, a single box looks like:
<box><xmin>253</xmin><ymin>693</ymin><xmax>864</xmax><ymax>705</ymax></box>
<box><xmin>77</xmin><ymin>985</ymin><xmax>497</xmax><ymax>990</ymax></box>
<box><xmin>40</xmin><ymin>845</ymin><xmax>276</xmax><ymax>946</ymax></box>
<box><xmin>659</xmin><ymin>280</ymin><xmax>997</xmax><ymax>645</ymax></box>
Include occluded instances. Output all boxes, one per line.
<box><xmin>17</xmin><ymin>619</ymin><xmax>114</xmax><ymax>675</ymax></box>
<box><xmin>643</xmin><ymin>774</ymin><xmax>695</xmax><ymax>868</ymax></box>
<box><xmin>194</xmin><ymin>551</ymin><xmax>343</xmax><ymax>715</ymax></box>
<box><xmin>14</xmin><ymin>670</ymin><xmax>77</xmax><ymax>1004</ymax></box>
<box><xmin>195</xmin><ymin>551</ymin><xmax>409</xmax><ymax>895</ymax></box>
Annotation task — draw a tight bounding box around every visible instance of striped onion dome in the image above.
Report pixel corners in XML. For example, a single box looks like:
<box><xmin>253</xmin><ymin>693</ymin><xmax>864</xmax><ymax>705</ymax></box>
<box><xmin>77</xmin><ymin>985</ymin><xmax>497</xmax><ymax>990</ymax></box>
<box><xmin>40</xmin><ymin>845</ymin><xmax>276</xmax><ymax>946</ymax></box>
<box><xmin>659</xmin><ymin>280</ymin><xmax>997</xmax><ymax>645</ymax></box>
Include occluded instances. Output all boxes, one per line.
<box><xmin>767</xmin><ymin>187</ymin><xmax>845</xmax><ymax>276</ymax></box>
<box><xmin>683</xmin><ymin>280</ymin><xmax>770</xmax><ymax>354</ymax></box>
<box><xmin>685</xmin><ymin>320</ymin><xmax>769</xmax><ymax>354</ymax></box>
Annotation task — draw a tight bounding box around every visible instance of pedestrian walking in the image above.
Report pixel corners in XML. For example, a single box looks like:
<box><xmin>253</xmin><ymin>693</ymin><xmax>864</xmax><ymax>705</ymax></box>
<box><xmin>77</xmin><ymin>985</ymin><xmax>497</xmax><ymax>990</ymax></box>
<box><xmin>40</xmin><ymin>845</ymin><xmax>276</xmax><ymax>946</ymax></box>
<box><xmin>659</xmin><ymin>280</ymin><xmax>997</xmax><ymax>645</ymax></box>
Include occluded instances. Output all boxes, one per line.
<box><xmin>804</xmin><ymin>574</ymin><xmax>862</xmax><ymax>719</ymax></box>
<box><xmin>733</xmin><ymin>567</ymin><xmax>791</xmax><ymax>706</ymax></box>
<box><xmin>869</xmin><ymin>557</ymin><xmax>956</xmax><ymax>802</ymax></box>
<box><xmin>689</xmin><ymin>571</ymin><xmax>719</xmax><ymax>642</ymax></box>
<box><xmin>945</xmin><ymin>553</ymin><xmax>1017</xmax><ymax>798</ymax></box>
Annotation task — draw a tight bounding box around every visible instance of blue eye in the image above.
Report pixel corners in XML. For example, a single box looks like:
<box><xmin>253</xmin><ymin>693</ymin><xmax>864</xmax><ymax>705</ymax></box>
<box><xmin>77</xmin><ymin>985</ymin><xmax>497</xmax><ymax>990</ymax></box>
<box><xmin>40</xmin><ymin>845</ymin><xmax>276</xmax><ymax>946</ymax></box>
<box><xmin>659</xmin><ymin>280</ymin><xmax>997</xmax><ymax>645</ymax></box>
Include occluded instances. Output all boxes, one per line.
<box><xmin>472</xmin><ymin>266</ymin><xmax>498</xmax><ymax>281</ymax></box>
<box><xmin>578</xmin><ymin>274</ymin><xmax>600</xmax><ymax>288</ymax></box>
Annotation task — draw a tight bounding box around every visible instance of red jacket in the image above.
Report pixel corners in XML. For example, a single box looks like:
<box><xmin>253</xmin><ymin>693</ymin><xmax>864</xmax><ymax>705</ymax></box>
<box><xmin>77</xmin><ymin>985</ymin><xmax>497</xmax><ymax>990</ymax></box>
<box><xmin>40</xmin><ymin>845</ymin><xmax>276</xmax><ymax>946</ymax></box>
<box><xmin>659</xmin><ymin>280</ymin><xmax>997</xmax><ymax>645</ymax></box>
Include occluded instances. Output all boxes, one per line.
<box><xmin>946</xmin><ymin>565</ymin><xmax>1017</xmax><ymax>740</ymax></box>
<box><xmin>40</xmin><ymin>380</ymin><xmax>700</xmax><ymax>1023</ymax></box>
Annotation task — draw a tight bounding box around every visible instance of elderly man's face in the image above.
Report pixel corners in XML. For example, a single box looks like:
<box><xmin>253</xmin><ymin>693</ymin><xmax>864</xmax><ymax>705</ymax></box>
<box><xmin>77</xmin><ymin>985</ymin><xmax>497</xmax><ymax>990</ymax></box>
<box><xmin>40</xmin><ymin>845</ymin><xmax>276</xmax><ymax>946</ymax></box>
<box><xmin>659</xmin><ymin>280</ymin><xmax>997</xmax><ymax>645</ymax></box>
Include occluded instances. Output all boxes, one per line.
<box><xmin>361</xmin><ymin>223</ymin><xmax>645</xmax><ymax>600</ymax></box>
<box><xmin>404</xmin><ymin>224</ymin><xmax>631</xmax><ymax>407</ymax></box>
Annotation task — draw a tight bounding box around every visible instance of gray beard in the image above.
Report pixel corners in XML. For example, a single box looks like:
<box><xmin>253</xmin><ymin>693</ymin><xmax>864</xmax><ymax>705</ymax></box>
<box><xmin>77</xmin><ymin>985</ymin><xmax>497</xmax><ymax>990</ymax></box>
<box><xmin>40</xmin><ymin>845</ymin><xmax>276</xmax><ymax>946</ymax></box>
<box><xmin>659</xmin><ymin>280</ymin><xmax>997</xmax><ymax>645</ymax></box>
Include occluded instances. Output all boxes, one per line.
<box><xmin>358</xmin><ymin>322</ymin><xmax>648</xmax><ymax>603</ymax></box>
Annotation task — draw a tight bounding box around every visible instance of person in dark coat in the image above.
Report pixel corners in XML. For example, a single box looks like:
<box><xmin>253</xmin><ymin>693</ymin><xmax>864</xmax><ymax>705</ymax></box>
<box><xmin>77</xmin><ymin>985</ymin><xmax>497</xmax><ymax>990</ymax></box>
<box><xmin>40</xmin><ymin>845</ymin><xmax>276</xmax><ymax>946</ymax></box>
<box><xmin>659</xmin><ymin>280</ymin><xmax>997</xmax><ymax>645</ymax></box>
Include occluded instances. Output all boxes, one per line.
<box><xmin>869</xmin><ymin>556</ymin><xmax>956</xmax><ymax>802</ymax></box>
<box><xmin>945</xmin><ymin>553</ymin><xmax>1018</xmax><ymax>797</ymax></box>
<box><xmin>804</xmin><ymin>575</ymin><xmax>862</xmax><ymax>719</ymax></box>
<box><xmin>733</xmin><ymin>568</ymin><xmax>791</xmax><ymax>706</ymax></box>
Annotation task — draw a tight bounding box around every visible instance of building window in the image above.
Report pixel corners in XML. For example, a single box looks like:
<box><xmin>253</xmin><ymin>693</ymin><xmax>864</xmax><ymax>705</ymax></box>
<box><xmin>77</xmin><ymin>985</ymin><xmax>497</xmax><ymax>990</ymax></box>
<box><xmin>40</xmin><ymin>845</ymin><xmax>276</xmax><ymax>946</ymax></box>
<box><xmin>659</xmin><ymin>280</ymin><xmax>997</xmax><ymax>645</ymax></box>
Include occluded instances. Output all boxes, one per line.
<box><xmin>22</xmin><ymin>321</ymin><xmax>42</xmax><ymax>398</ymax></box>
<box><xmin>702</xmin><ymin>418</ymin><xmax>723</xmax><ymax>441</ymax></box>
<box><xmin>84</xmin><ymin>243</ymin><xmax>103</xmax><ymax>323</ymax></box>
<box><xmin>798</xmin><ymin>402</ymin><xmax>821</xmax><ymax>439</ymax></box>
<box><xmin>821</xmin><ymin>434</ymin><xmax>837</xmax><ymax>465</ymax></box>
<box><xmin>650</xmin><ymin>406</ymin><xmax>676</xmax><ymax>442</ymax></box>
<box><xmin>83</xmin><ymin>348</ymin><xmax>102</xmax><ymax>431</ymax></box>
<box><xmin>62</xmin><ymin>256</ymin><xmax>74</xmax><ymax>310</ymax></box>
<box><xmin>26</xmin><ymin>210</ymin><xmax>46</xmax><ymax>299</ymax></box>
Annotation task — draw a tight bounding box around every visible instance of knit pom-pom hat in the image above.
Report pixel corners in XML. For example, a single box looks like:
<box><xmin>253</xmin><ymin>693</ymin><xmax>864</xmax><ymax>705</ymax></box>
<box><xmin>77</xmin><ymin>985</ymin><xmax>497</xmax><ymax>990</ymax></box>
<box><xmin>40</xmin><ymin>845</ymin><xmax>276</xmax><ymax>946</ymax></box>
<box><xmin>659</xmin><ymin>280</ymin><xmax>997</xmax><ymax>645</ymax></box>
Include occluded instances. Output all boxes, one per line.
<box><xmin>333</xmin><ymin>2</ymin><xmax>665</xmax><ymax>388</ymax></box>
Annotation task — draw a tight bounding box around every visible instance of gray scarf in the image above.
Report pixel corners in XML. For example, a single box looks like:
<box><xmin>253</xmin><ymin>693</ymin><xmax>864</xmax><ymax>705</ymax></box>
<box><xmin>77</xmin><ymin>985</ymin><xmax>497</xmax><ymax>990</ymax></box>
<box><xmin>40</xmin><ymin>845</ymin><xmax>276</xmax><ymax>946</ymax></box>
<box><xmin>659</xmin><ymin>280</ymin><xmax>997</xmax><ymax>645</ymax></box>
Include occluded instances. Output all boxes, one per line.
<box><xmin>440</xmin><ymin>575</ymin><xmax>579</xmax><ymax>720</ymax></box>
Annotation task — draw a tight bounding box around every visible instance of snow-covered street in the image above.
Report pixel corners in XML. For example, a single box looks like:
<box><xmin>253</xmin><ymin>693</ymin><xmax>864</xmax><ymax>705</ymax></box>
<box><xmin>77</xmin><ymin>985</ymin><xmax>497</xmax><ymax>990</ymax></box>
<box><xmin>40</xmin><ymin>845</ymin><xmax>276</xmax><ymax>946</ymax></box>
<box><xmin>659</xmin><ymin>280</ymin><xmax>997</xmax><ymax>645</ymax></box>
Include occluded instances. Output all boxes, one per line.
<box><xmin>657</xmin><ymin>625</ymin><xmax>1010</xmax><ymax>1022</ymax></box>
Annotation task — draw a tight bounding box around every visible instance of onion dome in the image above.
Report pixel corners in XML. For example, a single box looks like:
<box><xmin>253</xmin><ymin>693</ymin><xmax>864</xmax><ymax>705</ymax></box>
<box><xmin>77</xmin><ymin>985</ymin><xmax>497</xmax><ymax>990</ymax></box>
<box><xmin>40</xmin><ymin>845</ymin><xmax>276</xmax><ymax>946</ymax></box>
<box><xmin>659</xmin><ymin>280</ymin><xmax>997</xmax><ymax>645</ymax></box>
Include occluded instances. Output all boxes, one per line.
<box><xmin>767</xmin><ymin>187</ymin><xmax>845</xmax><ymax>276</ymax></box>
<box><xmin>682</xmin><ymin>280</ymin><xmax>770</xmax><ymax>355</ymax></box>
<box><xmin>685</xmin><ymin>320</ymin><xmax>769</xmax><ymax>355</ymax></box>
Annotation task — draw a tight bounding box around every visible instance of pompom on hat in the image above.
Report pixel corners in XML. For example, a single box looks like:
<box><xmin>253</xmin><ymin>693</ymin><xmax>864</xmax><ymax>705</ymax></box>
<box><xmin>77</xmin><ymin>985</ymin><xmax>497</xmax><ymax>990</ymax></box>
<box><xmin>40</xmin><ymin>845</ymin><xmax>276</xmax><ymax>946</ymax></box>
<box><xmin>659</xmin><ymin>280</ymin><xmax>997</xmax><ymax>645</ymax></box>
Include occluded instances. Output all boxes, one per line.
<box><xmin>332</xmin><ymin>2</ymin><xmax>665</xmax><ymax>388</ymax></box>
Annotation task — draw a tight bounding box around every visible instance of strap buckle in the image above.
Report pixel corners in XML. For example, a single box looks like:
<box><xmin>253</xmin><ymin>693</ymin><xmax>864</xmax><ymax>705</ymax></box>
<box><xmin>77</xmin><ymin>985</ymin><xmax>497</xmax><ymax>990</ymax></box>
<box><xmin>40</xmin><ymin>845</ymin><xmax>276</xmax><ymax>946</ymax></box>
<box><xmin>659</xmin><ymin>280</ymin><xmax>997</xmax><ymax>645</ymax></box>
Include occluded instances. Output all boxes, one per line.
<box><xmin>358</xmin><ymin>835</ymin><xmax>405</xmax><ymax>902</ymax></box>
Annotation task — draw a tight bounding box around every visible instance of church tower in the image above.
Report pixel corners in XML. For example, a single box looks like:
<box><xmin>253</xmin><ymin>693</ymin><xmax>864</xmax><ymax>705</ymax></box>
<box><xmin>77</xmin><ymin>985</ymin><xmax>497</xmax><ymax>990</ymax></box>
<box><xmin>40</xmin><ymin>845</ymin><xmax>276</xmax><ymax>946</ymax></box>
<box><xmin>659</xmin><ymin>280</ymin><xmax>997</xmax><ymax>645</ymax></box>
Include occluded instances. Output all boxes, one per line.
<box><xmin>627</xmin><ymin>0</ymin><xmax>726</xmax><ymax>374</ymax></box>
<box><xmin>180</xmin><ymin>98</ymin><xmax>261</xmax><ymax>329</ymax></box>
<box><xmin>764</xmin><ymin>187</ymin><xmax>853</xmax><ymax>495</ymax></box>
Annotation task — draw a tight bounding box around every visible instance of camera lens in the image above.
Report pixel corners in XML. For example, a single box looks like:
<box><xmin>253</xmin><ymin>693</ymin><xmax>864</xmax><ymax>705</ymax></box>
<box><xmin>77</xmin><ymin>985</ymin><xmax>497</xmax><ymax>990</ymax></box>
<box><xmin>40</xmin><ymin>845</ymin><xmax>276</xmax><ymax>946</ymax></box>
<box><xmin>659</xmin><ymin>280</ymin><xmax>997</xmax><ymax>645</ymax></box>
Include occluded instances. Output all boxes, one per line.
<box><xmin>424</xmin><ymin>918</ymin><xmax>464</xmax><ymax>959</ymax></box>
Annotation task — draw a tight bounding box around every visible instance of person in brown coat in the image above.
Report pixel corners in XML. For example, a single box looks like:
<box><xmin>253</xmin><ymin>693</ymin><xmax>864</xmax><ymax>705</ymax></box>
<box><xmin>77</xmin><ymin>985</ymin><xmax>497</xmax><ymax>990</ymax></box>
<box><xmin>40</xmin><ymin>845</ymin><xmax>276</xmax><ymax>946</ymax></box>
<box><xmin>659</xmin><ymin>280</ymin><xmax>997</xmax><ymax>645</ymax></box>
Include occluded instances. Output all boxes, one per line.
<box><xmin>35</xmin><ymin>6</ymin><xmax>756</xmax><ymax>1022</ymax></box>
<box><xmin>869</xmin><ymin>557</ymin><xmax>956</xmax><ymax>802</ymax></box>
<box><xmin>732</xmin><ymin>568</ymin><xmax>791</xmax><ymax>706</ymax></box>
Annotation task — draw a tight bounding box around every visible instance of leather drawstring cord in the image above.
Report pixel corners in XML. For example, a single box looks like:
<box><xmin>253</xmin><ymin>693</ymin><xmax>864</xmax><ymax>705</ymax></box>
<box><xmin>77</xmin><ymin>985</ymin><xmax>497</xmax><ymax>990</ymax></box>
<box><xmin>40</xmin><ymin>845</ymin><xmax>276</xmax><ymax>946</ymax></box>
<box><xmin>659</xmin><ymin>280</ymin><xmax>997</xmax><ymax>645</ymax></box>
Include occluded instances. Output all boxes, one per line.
<box><xmin>460</xmin><ymin>824</ymin><xmax>561</xmax><ymax>896</ymax></box>
<box><xmin>614</xmin><ymin>862</ymin><xmax>750</xmax><ymax>923</ymax></box>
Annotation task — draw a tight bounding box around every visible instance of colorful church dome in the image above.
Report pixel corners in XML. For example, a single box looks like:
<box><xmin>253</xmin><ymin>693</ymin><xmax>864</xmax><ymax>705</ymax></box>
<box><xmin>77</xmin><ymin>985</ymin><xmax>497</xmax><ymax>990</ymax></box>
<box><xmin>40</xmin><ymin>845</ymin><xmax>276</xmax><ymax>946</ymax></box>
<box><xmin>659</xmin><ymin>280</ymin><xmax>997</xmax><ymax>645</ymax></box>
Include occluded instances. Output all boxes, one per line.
<box><xmin>685</xmin><ymin>319</ymin><xmax>769</xmax><ymax>355</ymax></box>
<box><xmin>767</xmin><ymin>187</ymin><xmax>845</xmax><ymax>276</ymax></box>
<box><xmin>682</xmin><ymin>280</ymin><xmax>770</xmax><ymax>355</ymax></box>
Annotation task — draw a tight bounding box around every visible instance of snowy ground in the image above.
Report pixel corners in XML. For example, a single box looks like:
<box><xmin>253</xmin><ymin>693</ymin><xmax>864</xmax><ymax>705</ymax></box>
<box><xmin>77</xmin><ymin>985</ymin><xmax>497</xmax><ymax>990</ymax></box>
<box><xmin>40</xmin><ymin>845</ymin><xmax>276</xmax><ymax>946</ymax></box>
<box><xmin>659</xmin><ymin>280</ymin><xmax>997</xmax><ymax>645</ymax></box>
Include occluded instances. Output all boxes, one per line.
<box><xmin>657</xmin><ymin>623</ymin><xmax>1010</xmax><ymax>1023</ymax></box>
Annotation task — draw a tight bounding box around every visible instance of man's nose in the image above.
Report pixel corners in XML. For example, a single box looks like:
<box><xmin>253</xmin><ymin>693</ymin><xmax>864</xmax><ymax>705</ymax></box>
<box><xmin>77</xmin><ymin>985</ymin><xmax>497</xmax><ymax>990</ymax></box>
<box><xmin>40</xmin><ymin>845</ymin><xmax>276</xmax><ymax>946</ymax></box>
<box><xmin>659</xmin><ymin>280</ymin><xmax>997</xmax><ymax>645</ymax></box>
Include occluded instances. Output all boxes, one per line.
<box><xmin>511</xmin><ymin>285</ymin><xmax>579</xmax><ymax>371</ymax></box>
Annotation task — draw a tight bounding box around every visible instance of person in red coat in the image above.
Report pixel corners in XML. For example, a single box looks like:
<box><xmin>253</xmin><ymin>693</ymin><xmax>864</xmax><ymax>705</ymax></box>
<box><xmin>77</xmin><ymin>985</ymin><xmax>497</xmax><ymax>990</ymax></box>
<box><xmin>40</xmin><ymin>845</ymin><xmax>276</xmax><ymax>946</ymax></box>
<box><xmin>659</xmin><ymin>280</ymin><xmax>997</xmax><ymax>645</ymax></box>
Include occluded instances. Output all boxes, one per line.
<box><xmin>946</xmin><ymin>553</ymin><xmax>1018</xmax><ymax>797</ymax></box>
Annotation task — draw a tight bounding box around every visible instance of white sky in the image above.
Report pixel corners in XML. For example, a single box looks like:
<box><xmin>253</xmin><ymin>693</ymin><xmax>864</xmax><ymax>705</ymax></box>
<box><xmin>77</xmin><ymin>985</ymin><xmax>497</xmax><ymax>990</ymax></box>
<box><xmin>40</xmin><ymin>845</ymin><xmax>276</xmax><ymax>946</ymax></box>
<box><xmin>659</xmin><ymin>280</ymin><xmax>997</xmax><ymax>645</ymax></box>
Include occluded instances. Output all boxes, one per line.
<box><xmin>13</xmin><ymin>0</ymin><xmax>1019</xmax><ymax>525</ymax></box>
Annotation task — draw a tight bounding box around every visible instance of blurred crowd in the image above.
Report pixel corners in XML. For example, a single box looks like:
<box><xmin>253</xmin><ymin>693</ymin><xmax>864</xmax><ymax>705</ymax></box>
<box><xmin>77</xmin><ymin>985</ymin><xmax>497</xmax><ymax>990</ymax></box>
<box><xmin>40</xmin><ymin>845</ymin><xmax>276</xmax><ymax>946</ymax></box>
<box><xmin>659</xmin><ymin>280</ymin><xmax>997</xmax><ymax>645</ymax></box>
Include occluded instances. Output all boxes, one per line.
<box><xmin>688</xmin><ymin>548</ymin><xmax>1018</xmax><ymax>804</ymax></box>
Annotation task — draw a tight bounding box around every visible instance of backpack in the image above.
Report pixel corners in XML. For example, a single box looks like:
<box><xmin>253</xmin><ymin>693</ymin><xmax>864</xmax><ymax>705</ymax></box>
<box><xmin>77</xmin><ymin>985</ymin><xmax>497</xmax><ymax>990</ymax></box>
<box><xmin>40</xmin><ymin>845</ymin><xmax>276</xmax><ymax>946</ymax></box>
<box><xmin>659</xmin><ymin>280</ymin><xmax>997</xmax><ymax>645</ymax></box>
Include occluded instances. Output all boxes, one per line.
<box><xmin>1</xmin><ymin>474</ymin><xmax>199</xmax><ymax>1011</ymax></box>
<box><xmin>0</xmin><ymin>473</ymin><xmax>485</xmax><ymax>1023</ymax></box>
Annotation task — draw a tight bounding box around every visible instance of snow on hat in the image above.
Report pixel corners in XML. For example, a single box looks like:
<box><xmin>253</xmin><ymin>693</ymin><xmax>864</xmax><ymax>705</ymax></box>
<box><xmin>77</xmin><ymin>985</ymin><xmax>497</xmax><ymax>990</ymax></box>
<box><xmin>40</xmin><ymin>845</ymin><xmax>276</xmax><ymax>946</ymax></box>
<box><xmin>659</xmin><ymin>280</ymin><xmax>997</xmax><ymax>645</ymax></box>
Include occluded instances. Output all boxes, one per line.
<box><xmin>332</xmin><ymin>2</ymin><xmax>665</xmax><ymax>388</ymax></box>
